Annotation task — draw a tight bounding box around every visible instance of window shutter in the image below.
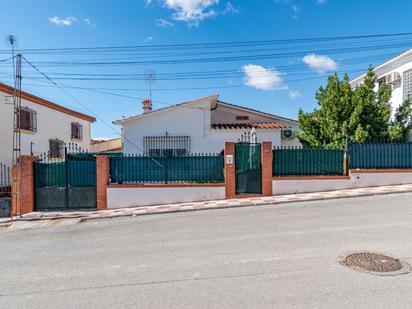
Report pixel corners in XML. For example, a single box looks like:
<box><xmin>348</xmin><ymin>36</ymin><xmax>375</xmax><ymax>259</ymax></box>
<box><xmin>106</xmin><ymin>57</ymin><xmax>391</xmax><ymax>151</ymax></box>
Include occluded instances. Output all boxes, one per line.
<box><xmin>31</xmin><ymin>110</ymin><xmax>37</xmax><ymax>132</ymax></box>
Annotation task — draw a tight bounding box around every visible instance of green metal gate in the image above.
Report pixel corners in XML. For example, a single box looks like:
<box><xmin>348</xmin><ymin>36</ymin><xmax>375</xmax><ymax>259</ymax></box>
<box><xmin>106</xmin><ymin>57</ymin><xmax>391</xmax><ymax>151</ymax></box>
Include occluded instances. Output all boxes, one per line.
<box><xmin>235</xmin><ymin>143</ymin><xmax>262</xmax><ymax>194</ymax></box>
<box><xmin>34</xmin><ymin>149</ymin><xmax>97</xmax><ymax>211</ymax></box>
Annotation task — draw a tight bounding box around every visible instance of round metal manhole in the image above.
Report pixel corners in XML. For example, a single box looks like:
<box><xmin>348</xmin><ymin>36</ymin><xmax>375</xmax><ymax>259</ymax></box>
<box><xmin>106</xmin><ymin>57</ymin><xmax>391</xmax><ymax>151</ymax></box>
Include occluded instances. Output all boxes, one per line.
<box><xmin>339</xmin><ymin>252</ymin><xmax>411</xmax><ymax>276</ymax></box>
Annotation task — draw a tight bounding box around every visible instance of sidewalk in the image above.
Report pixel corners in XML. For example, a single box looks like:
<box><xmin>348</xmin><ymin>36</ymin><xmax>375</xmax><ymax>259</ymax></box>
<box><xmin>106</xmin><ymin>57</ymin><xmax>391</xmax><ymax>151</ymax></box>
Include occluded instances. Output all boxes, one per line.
<box><xmin>2</xmin><ymin>183</ymin><xmax>412</xmax><ymax>224</ymax></box>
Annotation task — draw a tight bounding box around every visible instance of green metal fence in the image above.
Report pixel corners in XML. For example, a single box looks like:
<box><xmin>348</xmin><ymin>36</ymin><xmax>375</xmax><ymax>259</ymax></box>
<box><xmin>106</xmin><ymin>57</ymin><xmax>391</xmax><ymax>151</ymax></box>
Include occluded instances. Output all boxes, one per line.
<box><xmin>273</xmin><ymin>147</ymin><xmax>345</xmax><ymax>176</ymax></box>
<box><xmin>34</xmin><ymin>157</ymin><xmax>96</xmax><ymax>188</ymax></box>
<box><xmin>109</xmin><ymin>154</ymin><xmax>225</xmax><ymax>184</ymax></box>
<box><xmin>348</xmin><ymin>142</ymin><xmax>412</xmax><ymax>169</ymax></box>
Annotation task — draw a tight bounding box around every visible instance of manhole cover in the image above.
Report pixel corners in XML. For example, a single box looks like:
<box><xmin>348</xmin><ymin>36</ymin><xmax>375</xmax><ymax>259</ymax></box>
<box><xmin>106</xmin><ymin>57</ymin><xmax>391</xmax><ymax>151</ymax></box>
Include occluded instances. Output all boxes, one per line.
<box><xmin>339</xmin><ymin>252</ymin><xmax>411</xmax><ymax>276</ymax></box>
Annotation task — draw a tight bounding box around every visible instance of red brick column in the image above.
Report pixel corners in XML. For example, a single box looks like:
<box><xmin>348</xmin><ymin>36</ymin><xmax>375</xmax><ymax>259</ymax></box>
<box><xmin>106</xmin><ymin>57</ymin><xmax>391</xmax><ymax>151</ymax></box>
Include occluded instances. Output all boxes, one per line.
<box><xmin>96</xmin><ymin>155</ymin><xmax>109</xmax><ymax>210</ymax></box>
<box><xmin>12</xmin><ymin>156</ymin><xmax>37</xmax><ymax>215</ymax></box>
<box><xmin>11</xmin><ymin>165</ymin><xmax>19</xmax><ymax>216</ymax></box>
<box><xmin>224</xmin><ymin>142</ymin><xmax>236</xmax><ymax>199</ymax></box>
<box><xmin>261</xmin><ymin>142</ymin><xmax>273</xmax><ymax>196</ymax></box>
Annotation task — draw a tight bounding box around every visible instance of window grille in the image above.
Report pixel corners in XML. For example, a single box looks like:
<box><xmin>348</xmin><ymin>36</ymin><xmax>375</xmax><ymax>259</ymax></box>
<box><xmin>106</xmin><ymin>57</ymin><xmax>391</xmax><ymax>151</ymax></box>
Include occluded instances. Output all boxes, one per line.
<box><xmin>71</xmin><ymin>122</ymin><xmax>83</xmax><ymax>140</ymax></box>
<box><xmin>403</xmin><ymin>69</ymin><xmax>412</xmax><ymax>101</ymax></box>
<box><xmin>49</xmin><ymin>139</ymin><xmax>64</xmax><ymax>158</ymax></box>
<box><xmin>143</xmin><ymin>136</ymin><xmax>190</xmax><ymax>156</ymax></box>
<box><xmin>18</xmin><ymin>107</ymin><xmax>37</xmax><ymax>132</ymax></box>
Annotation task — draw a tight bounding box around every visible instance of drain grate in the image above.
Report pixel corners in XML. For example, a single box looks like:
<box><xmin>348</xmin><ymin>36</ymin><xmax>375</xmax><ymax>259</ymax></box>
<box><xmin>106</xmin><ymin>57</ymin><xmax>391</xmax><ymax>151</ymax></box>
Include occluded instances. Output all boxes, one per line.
<box><xmin>340</xmin><ymin>252</ymin><xmax>411</xmax><ymax>276</ymax></box>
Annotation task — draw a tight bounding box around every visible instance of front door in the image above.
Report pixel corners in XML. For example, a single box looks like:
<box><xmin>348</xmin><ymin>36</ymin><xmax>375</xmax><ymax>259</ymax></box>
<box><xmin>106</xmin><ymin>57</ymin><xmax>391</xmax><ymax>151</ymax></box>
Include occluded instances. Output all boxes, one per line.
<box><xmin>235</xmin><ymin>143</ymin><xmax>262</xmax><ymax>194</ymax></box>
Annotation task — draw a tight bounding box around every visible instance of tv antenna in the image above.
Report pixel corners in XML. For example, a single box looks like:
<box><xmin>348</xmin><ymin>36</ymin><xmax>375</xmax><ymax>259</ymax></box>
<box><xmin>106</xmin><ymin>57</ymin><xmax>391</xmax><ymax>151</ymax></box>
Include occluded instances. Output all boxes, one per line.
<box><xmin>144</xmin><ymin>69</ymin><xmax>156</xmax><ymax>102</ymax></box>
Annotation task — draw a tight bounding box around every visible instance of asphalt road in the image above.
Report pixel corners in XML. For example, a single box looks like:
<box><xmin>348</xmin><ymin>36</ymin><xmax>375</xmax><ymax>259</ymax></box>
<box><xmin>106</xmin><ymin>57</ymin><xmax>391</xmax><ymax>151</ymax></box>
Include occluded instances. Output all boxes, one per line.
<box><xmin>1</xmin><ymin>193</ymin><xmax>412</xmax><ymax>308</ymax></box>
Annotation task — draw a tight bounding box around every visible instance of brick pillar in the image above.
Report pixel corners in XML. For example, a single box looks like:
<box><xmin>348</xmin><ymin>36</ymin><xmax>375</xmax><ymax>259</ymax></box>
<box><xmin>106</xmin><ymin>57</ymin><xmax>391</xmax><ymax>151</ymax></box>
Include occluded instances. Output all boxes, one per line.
<box><xmin>96</xmin><ymin>155</ymin><xmax>109</xmax><ymax>210</ymax></box>
<box><xmin>11</xmin><ymin>165</ymin><xmax>19</xmax><ymax>216</ymax></box>
<box><xmin>12</xmin><ymin>156</ymin><xmax>37</xmax><ymax>215</ymax></box>
<box><xmin>224</xmin><ymin>142</ymin><xmax>236</xmax><ymax>199</ymax></box>
<box><xmin>261</xmin><ymin>142</ymin><xmax>273</xmax><ymax>196</ymax></box>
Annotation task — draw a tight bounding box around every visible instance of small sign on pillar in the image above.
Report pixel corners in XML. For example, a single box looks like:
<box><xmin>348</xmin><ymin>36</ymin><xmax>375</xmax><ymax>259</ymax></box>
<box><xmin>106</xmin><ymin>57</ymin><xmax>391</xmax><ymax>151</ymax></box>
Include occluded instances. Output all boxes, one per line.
<box><xmin>226</xmin><ymin>154</ymin><xmax>234</xmax><ymax>165</ymax></box>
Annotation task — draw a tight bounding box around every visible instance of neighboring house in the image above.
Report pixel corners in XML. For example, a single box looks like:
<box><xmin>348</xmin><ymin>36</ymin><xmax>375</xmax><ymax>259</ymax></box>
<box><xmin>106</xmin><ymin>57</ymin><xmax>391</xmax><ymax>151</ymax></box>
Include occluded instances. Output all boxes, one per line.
<box><xmin>113</xmin><ymin>95</ymin><xmax>300</xmax><ymax>155</ymax></box>
<box><xmin>0</xmin><ymin>83</ymin><xmax>96</xmax><ymax>167</ymax></box>
<box><xmin>90</xmin><ymin>138</ymin><xmax>122</xmax><ymax>153</ymax></box>
<box><xmin>350</xmin><ymin>48</ymin><xmax>412</xmax><ymax>115</ymax></box>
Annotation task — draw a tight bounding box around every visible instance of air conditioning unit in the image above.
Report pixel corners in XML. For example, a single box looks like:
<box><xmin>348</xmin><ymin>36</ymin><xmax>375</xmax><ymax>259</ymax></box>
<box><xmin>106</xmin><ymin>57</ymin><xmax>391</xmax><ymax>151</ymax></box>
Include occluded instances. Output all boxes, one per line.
<box><xmin>281</xmin><ymin>129</ymin><xmax>295</xmax><ymax>139</ymax></box>
<box><xmin>384</xmin><ymin>72</ymin><xmax>401</xmax><ymax>84</ymax></box>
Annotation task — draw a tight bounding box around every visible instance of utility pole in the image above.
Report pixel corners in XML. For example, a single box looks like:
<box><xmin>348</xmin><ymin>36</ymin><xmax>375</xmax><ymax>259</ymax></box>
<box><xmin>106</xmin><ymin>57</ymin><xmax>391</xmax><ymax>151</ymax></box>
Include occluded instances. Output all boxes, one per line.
<box><xmin>12</xmin><ymin>54</ymin><xmax>22</xmax><ymax>166</ymax></box>
<box><xmin>9</xmin><ymin>34</ymin><xmax>23</xmax><ymax>217</ymax></box>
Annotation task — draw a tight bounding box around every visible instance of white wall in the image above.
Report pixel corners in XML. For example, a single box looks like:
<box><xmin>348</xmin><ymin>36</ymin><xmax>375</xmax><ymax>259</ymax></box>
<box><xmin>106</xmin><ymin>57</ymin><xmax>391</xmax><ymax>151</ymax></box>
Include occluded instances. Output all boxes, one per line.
<box><xmin>0</xmin><ymin>91</ymin><xmax>92</xmax><ymax>167</ymax></box>
<box><xmin>208</xmin><ymin>129</ymin><xmax>281</xmax><ymax>153</ymax></box>
<box><xmin>123</xmin><ymin>99</ymin><xmax>212</xmax><ymax>154</ymax></box>
<box><xmin>351</xmin><ymin>53</ymin><xmax>412</xmax><ymax>117</ymax></box>
<box><xmin>121</xmin><ymin>97</ymin><xmax>299</xmax><ymax>154</ymax></box>
<box><xmin>272</xmin><ymin>172</ymin><xmax>412</xmax><ymax>195</ymax></box>
<box><xmin>107</xmin><ymin>186</ymin><xmax>225</xmax><ymax>209</ymax></box>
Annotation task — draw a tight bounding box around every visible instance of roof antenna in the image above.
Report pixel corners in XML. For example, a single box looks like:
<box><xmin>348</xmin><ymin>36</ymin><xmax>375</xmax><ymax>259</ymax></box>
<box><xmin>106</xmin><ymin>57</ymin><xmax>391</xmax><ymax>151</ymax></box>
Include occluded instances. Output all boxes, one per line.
<box><xmin>144</xmin><ymin>69</ymin><xmax>156</xmax><ymax>103</ymax></box>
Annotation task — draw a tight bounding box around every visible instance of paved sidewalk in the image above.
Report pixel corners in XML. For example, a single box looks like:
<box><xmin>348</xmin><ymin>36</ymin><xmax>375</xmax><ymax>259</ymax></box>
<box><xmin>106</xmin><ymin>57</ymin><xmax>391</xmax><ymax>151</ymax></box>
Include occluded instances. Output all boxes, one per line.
<box><xmin>2</xmin><ymin>183</ymin><xmax>412</xmax><ymax>224</ymax></box>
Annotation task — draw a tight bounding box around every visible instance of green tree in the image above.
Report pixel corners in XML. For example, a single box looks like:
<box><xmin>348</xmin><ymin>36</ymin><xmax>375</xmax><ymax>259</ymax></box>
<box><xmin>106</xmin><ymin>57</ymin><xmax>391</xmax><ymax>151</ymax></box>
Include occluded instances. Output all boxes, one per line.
<box><xmin>298</xmin><ymin>67</ymin><xmax>402</xmax><ymax>148</ymax></box>
<box><xmin>389</xmin><ymin>99</ymin><xmax>412</xmax><ymax>141</ymax></box>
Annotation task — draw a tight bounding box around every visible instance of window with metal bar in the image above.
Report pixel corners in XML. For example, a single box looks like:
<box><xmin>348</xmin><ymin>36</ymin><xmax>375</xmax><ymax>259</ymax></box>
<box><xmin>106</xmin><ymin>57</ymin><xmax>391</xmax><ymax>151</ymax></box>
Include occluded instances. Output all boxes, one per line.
<box><xmin>18</xmin><ymin>107</ymin><xmax>37</xmax><ymax>132</ymax></box>
<box><xmin>49</xmin><ymin>139</ymin><xmax>64</xmax><ymax>158</ymax></box>
<box><xmin>71</xmin><ymin>122</ymin><xmax>83</xmax><ymax>140</ymax></box>
<box><xmin>144</xmin><ymin>136</ymin><xmax>190</xmax><ymax>156</ymax></box>
<box><xmin>403</xmin><ymin>69</ymin><xmax>412</xmax><ymax>101</ymax></box>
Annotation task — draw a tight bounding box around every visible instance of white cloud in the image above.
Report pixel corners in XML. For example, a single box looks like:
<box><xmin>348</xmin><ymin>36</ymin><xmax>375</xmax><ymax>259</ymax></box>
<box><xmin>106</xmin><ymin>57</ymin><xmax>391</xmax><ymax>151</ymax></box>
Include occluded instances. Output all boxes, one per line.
<box><xmin>162</xmin><ymin>0</ymin><xmax>219</xmax><ymax>25</ymax></box>
<box><xmin>155</xmin><ymin>18</ymin><xmax>175</xmax><ymax>27</ymax></box>
<box><xmin>48</xmin><ymin>16</ymin><xmax>78</xmax><ymax>26</ymax></box>
<box><xmin>144</xmin><ymin>36</ymin><xmax>154</xmax><ymax>42</ymax></box>
<box><xmin>302</xmin><ymin>54</ymin><xmax>337</xmax><ymax>73</ymax></box>
<box><xmin>242</xmin><ymin>64</ymin><xmax>287</xmax><ymax>91</ymax></box>
<box><xmin>275</xmin><ymin>0</ymin><xmax>300</xmax><ymax>19</ymax></box>
<box><xmin>316</xmin><ymin>0</ymin><xmax>327</xmax><ymax>5</ymax></box>
<box><xmin>83</xmin><ymin>18</ymin><xmax>96</xmax><ymax>27</ymax></box>
<box><xmin>288</xmin><ymin>90</ymin><xmax>302</xmax><ymax>99</ymax></box>
<box><xmin>223</xmin><ymin>2</ymin><xmax>240</xmax><ymax>15</ymax></box>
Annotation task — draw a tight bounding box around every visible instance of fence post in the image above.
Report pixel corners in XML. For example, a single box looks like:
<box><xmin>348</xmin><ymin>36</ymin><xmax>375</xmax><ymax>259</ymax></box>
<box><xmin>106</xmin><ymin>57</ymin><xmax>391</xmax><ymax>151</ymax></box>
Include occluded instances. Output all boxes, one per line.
<box><xmin>224</xmin><ymin>142</ymin><xmax>236</xmax><ymax>199</ymax></box>
<box><xmin>261</xmin><ymin>142</ymin><xmax>273</xmax><ymax>196</ymax></box>
<box><xmin>343</xmin><ymin>151</ymin><xmax>348</xmax><ymax>176</ymax></box>
<box><xmin>11</xmin><ymin>156</ymin><xmax>37</xmax><ymax>215</ymax></box>
<box><xmin>96</xmin><ymin>155</ymin><xmax>109</xmax><ymax>210</ymax></box>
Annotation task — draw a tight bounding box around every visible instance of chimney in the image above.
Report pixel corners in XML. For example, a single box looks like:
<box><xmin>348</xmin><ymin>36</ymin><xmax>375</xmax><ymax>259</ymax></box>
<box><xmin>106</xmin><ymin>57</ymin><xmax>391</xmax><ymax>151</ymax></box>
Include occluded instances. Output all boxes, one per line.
<box><xmin>142</xmin><ymin>98</ymin><xmax>152</xmax><ymax>114</ymax></box>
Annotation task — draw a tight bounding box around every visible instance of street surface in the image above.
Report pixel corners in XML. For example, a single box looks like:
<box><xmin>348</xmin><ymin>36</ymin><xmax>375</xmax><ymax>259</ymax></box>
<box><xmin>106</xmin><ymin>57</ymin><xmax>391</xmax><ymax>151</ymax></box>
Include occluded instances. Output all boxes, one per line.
<box><xmin>1</xmin><ymin>193</ymin><xmax>412</xmax><ymax>308</ymax></box>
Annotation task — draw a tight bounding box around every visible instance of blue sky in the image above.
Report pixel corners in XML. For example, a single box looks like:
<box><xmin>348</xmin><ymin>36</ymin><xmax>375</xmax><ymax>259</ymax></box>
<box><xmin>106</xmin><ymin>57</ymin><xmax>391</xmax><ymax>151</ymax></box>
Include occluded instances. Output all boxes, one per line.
<box><xmin>1</xmin><ymin>0</ymin><xmax>412</xmax><ymax>138</ymax></box>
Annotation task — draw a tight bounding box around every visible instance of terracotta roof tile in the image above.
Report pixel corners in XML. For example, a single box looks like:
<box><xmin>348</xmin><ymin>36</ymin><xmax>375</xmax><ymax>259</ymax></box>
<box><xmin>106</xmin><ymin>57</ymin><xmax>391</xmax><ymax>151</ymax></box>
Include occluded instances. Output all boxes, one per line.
<box><xmin>211</xmin><ymin>122</ymin><xmax>289</xmax><ymax>130</ymax></box>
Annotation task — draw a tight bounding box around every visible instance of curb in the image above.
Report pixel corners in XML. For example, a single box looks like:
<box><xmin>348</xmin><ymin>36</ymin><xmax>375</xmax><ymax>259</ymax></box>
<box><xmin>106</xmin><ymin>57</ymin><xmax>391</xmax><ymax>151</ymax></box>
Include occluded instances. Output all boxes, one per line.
<box><xmin>5</xmin><ymin>188</ymin><xmax>412</xmax><ymax>224</ymax></box>
<box><xmin>79</xmin><ymin>189</ymin><xmax>412</xmax><ymax>222</ymax></box>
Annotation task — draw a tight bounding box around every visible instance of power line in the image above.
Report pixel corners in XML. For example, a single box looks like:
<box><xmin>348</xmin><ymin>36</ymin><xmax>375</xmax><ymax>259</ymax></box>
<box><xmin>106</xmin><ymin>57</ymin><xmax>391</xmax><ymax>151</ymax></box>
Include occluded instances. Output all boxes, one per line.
<box><xmin>1</xmin><ymin>32</ymin><xmax>412</xmax><ymax>54</ymax></box>
<box><xmin>25</xmin><ymin>41</ymin><xmax>412</xmax><ymax>67</ymax></box>
<box><xmin>0</xmin><ymin>51</ymin><xmax>398</xmax><ymax>82</ymax></box>
<box><xmin>20</xmin><ymin>56</ymin><xmax>176</xmax><ymax>172</ymax></box>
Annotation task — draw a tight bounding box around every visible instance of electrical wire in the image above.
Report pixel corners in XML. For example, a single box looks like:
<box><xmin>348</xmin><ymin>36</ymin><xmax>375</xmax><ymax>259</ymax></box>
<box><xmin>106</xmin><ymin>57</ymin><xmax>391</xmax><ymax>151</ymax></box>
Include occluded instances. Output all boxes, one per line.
<box><xmin>1</xmin><ymin>32</ymin><xmax>412</xmax><ymax>55</ymax></box>
<box><xmin>20</xmin><ymin>56</ymin><xmax>205</xmax><ymax>172</ymax></box>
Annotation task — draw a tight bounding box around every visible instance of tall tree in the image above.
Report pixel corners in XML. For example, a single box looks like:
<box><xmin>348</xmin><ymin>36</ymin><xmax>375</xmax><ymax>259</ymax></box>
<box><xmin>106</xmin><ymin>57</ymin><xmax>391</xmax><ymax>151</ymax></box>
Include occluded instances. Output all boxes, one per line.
<box><xmin>298</xmin><ymin>68</ymin><xmax>401</xmax><ymax>148</ymax></box>
<box><xmin>389</xmin><ymin>99</ymin><xmax>412</xmax><ymax>141</ymax></box>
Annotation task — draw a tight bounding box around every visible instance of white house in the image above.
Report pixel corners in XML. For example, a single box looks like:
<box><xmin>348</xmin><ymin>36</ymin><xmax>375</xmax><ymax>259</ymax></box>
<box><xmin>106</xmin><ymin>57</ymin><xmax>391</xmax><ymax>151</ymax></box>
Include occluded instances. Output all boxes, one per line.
<box><xmin>113</xmin><ymin>94</ymin><xmax>300</xmax><ymax>155</ymax></box>
<box><xmin>350</xmin><ymin>48</ymin><xmax>412</xmax><ymax>116</ymax></box>
<box><xmin>0</xmin><ymin>83</ymin><xmax>96</xmax><ymax>168</ymax></box>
